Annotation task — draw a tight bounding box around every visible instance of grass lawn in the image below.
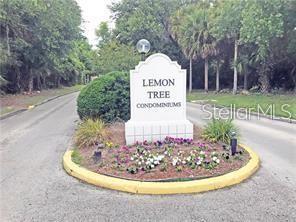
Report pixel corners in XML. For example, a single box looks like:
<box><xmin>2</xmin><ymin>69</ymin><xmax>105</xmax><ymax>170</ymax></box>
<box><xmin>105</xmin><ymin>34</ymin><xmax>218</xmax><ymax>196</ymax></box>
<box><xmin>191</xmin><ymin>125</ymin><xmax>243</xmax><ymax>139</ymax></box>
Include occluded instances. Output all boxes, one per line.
<box><xmin>187</xmin><ymin>91</ymin><xmax>296</xmax><ymax>119</ymax></box>
<box><xmin>0</xmin><ymin>85</ymin><xmax>84</xmax><ymax>116</ymax></box>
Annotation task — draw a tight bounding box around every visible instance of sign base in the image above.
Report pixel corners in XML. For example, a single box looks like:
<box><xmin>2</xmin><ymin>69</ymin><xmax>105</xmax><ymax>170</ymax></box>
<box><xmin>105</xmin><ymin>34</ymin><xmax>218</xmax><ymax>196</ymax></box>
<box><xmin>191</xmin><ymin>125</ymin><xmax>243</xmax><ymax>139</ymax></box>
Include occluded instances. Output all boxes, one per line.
<box><xmin>125</xmin><ymin>120</ymin><xmax>193</xmax><ymax>145</ymax></box>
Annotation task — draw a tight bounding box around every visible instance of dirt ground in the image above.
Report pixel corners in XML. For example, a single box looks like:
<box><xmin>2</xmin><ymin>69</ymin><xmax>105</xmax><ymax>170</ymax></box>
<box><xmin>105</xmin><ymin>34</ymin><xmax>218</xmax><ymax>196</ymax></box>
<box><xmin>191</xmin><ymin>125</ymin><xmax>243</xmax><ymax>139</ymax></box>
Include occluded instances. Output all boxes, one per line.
<box><xmin>0</xmin><ymin>85</ymin><xmax>83</xmax><ymax>116</ymax></box>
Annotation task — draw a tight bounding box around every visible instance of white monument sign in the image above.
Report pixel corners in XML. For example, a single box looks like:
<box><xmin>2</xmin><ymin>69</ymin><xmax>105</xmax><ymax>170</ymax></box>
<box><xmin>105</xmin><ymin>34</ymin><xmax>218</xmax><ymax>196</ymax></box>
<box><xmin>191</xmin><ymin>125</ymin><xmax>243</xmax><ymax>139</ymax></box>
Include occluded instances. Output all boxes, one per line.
<box><xmin>125</xmin><ymin>53</ymin><xmax>193</xmax><ymax>145</ymax></box>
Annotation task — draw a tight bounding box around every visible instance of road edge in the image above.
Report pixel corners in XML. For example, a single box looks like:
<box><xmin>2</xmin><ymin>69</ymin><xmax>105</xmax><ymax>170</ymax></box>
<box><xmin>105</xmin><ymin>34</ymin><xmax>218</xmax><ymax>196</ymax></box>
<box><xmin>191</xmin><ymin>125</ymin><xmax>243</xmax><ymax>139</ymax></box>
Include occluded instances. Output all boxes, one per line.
<box><xmin>63</xmin><ymin>144</ymin><xmax>260</xmax><ymax>195</ymax></box>
<box><xmin>0</xmin><ymin>90</ymin><xmax>80</xmax><ymax>120</ymax></box>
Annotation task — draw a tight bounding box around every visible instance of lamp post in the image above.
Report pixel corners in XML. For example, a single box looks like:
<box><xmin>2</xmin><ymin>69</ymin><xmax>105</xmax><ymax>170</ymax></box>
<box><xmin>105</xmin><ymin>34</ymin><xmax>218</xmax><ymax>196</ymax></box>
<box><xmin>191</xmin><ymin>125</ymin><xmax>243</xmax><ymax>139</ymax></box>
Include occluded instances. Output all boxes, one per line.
<box><xmin>230</xmin><ymin>131</ymin><xmax>237</xmax><ymax>155</ymax></box>
<box><xmin>136</xmin><ymin>39</ymin><xmax>150</xmax><ymax>61</ymax></box>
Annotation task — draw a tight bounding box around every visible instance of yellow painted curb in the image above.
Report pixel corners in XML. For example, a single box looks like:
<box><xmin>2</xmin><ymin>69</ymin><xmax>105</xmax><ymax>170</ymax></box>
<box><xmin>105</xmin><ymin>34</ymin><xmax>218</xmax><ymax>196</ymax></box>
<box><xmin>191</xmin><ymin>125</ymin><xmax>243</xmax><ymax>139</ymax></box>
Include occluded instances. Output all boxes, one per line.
<box><xmin>63</xmin><ymin>144</ymin><xmax>260</xmax><ymax>194</ymax></box>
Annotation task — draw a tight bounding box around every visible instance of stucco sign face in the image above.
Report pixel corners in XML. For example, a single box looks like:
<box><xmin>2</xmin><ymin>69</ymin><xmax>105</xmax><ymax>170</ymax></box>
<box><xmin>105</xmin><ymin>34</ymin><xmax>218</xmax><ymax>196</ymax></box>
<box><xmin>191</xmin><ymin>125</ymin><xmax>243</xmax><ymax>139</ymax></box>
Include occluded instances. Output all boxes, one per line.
<box><xmin>125</xmin><ymin>53</ymin><xmax>193</xmax><ymax>145</ymax></box>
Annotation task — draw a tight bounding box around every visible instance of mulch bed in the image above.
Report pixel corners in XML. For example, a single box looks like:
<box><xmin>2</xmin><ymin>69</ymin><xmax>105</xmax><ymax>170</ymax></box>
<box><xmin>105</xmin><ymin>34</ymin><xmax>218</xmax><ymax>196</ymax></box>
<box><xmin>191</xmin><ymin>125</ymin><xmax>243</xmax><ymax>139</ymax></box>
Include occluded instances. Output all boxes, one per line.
<box><xmin>76</xmin><ymin>123</ymin><xmax>250</xmax><ymax>182</ymax></box>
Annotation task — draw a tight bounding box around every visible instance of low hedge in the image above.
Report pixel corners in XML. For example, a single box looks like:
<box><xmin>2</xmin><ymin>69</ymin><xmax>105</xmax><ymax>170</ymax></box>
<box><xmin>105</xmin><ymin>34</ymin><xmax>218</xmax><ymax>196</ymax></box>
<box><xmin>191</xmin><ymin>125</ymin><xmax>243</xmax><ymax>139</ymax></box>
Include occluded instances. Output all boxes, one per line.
<box><xmin>77</xmin><ymin>71</ymin><xmax>130</xmax><ymax>122</ymax></box>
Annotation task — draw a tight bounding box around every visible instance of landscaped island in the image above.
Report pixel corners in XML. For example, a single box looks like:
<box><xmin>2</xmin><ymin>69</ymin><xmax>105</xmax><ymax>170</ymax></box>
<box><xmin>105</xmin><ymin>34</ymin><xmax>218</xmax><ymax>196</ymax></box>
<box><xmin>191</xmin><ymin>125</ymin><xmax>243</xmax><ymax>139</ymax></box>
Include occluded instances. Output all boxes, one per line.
<box><xmin>62</xmin><ymin>69</ymin><xmax>260</xmax><ymax>194</ymax></box>
<box><xmin>72</xmin><ymin>122</ymin><xmax>249</xmax><ymax>182</ymax></box>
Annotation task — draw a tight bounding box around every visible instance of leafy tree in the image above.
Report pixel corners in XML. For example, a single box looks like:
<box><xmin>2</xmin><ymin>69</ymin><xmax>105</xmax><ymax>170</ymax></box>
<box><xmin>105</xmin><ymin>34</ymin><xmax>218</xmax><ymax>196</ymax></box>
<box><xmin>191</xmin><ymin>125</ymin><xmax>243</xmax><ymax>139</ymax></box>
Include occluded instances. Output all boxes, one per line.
<box><xmin>95</xmin><ymin>40</ymin><xmax>140</xmax><ymax>75</ymax></box>
<box><xmin>95</xmin><ymin>21</ymin><xmax>111</xmax><ymax>47</ymax></box>
<box><xmin>211</xmin><ymin>0</ymin><xmax>245</xmax><ymax>94</ymax></box>
<box><xmin>240</xmin><ymin>0</ymin><xmax>284</xmax><ymax>92</ymax></box>
<box><xmin>109</xmin><ymin>0</ymin><xmax>195</xmax><ymax>69</ymax></box>
<box><xmin>0</xmin><ymin>0</ymin><xmax>93</xmax><ymax>93</ymax></box>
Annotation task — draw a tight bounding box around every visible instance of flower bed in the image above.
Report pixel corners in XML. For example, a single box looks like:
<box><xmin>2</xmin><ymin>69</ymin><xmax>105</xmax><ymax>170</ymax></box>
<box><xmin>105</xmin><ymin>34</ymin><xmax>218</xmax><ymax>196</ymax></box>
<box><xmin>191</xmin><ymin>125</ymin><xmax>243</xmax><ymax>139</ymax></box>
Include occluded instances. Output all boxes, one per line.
<box><xmin>74</xmin><ymin>123</ymin><xmax>250</xmax><ymax>182</ymax></box>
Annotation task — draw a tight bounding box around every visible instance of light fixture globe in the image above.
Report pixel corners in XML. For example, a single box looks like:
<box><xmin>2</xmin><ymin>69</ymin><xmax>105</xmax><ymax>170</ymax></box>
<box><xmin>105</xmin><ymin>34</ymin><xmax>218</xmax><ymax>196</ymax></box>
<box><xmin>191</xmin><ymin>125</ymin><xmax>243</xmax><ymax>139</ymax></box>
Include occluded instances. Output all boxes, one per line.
<box><xmin>136</xmin><ymin>39</ymin><xmax>150</xmax><ymax>54</ymax></box>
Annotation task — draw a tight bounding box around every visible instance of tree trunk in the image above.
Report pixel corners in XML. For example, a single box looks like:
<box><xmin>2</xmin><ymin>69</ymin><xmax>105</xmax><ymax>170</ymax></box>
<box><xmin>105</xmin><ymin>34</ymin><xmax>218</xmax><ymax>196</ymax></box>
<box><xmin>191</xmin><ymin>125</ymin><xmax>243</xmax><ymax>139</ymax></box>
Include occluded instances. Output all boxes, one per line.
<box><xmin>243</xmin><ymin>71</ymin><xmax>248</xmax><ymax>90</ymax></box>
<box><xmin>259</xmin><ymin>62</ymin><xmax>271</xmax><ymax>93</ymax></box>
<box><xmin>6</xmin><ymin>24</ymin><xmax>10</xmax><ymax>56</ymax></box>
<box><xmin>189</xmin><ymin>57</ymin><xmax>192</xmax><ymax>93</ymax></box>
<box><xmin>233</xmin><ymin>39</ymin><xmax>238</xmax><ymax>94</ymax></box>
<box><xmin>16</xmin><ymin>69</ymin><xmax>21</xmax><ymax>92</ymax></box>
<box><xmin>28</xmin><ymin>69</ymin><xmax>33</xmax><ymax>93</ymax></box>
<box><xmin>56</xmin><ymin>76</ymin><xmax>61</xmax><ymax>88</ymax></box>
<box><xmin>42</xmin><ymin>76</ymin><xmax>46</xmax><ymax>89</ymax></box>
<box><xmin>289</xmin><ymin>66</ymin><xmax>296</xmax><ymax>92</ymax></box>
<box><xmin>216</xmin><ymin>62</ymin><xmax>220</xmax><ymax>92</ymax></box>
<box><xmin>37</xmin><ymin>75</ymin><xmax>41</xmax><ymax>90</ymax></box>
<box><xmin>204</xmin><ymin>57</ymin><xmax>208</xmax><ymax>92</ymax></box>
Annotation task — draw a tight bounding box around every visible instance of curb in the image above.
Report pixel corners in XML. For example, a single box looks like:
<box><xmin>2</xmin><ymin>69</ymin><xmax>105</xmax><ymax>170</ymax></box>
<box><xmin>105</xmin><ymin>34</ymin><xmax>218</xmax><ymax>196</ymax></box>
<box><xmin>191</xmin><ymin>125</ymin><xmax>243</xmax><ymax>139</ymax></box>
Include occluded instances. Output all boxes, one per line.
<box><xmin>188</xmin><ymin>102</ymin><xmax>296</xmax><ymax>124</ymax></box>
<box><xmin>63</xmin><ymin>144</ymin><xmax>260</xmax><ymax>195</ymax></box>
<box><xmin>0</xmin><ymin>109</ymin><xmax>28</xmax><ymax>120</ymax></box>
<box><xmin>0</xmin><ymin>90</ymin><xmax>80</xmax><ymax>120</ymax></box>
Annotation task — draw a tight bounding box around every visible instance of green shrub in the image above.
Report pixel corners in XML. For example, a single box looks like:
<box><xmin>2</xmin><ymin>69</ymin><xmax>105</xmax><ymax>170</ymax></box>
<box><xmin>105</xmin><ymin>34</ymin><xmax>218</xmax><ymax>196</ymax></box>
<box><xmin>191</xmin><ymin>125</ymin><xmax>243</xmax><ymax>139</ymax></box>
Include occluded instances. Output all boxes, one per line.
<box><xmin>75</xmin><ymin>118</ymin><xmax>106</xmax><ymax>149</ymax></box>
<box><xmin>71</xmin><ymin>148</ymin><xmax>83</xmax><ymax>165</ymax></box>
<box><xmin>202</xmin><ymin>118</ymin><xmax>238</xmax><ymax>144</ymax></box>
<box><xmin>77</xmin><ymin>71</ymin><xmax>130</xmax><ymax>122</ymax></box>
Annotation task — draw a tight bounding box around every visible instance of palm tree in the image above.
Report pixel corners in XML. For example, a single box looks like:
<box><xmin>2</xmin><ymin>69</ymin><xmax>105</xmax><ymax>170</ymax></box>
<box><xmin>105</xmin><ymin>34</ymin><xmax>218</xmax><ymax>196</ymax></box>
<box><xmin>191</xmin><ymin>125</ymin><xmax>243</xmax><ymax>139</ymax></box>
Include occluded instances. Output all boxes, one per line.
<box><xmin>170</xmin><ymin>3</ymin><xmax>217</xmax><ymax>93</ymax></box>
<box><xmin>170</xmin><ymin>8</ymin><xmax>197</xmax><ymax>93</ymax></box>
<box><xmin>188</xmin><ymin>7</ymin><xmax>217</xmax><ymax>92</ymax></box>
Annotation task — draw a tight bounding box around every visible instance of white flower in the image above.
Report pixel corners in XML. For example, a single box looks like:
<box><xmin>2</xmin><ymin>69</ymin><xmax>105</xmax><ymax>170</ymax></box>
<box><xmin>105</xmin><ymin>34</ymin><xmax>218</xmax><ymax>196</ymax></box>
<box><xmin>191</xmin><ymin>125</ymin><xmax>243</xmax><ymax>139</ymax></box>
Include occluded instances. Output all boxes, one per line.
<box><xmin>200</xmin><ymin>151</ymin><xmax>205</xmax><ymax>155</ymax></box>
<box><xmin>164</xmin><ymin>151</ymin><xmax>168</xmax><ymax>155</ymax></box>
<box><xmin>158</xmin><ymin>155</ymin><xmax>164</xmax><ymax>161</ymax></box>
<box><xmin>154</xmin><ymin>160</ymin><xmax>159</xmax><ymax>165</ymax></box>
<box><xmin>151</xmin><ymin>164</ymin><xmax>155</xmax><ymax>168</ymax></box>
<box><xmin>186</xmin><ymin>156</ymin><xmax>191</xmax><ymax>162</ymax></box>
<box><xmin>172</xmin><ymin>158</ymin><xmax>178</xmax><ymax>166</ymax></box>
<box><xmin>196</xmin><ymin>160</ymin><xmax>201</xmax><ymax>165</ymax></box>
<box><xmin>216</xmin><ymin>159</ymin><xmax>220</xmax><ymax>164</ymax></box>
<box><xmin>182</xmin><ymin>160</ymin><xmax>186</xmax><ymax>164</ymax></box>
<box><xmin>130</xmin><ymin>157</ymin><xmax>134</xmax><ymax>161</ymax></box>
<box><xmin>212</xmin><ymin>156</ymin><xmax>217</xmax><ymax>161</ymax></box>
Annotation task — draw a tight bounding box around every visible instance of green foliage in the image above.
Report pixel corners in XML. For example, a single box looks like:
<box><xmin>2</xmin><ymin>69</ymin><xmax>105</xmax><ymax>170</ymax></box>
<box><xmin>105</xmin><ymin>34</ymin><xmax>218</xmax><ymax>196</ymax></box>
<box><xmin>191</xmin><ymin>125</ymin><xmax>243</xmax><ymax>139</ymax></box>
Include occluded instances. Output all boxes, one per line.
<box><xmin>77</xmin><ymin>71</ymin><xmax>130</xmax><ymax>122</ymax></box>
<box><xmin>109</xmin><ymin>0</ymin><xmax>190</xmax><ymax>62</ymax></box>
<box><xmin>1</xmin><ymin>0</ymin><xmax>295</xmax><ymax>94</ymax></box>
<box><xmin>95</xmin><ymin>40</ymin><xmax>140</xmax><ymax>75</ymax></box>
<box><xmin>0</xmin><ymin>0</ymin><xmax>95</xmax><ymax>93</ymax></box>
<box><xmin>75</xmin><ymin>118</ymin><xmax>106</xmax><ymax>149</ymax></box>
<box><xmin>71</xmin><ymin>148</ymin><xmax>83</xmax><ymax>165</ymax></box>
<box><xmin>170</xmin><ymin>1</ymin><xmax>217</xmax><ymax>91</ymax></box>
<box><xmin>240</xmin><ymin>0</ymin><xmax>284</xmax><ymax>59</ymax></box>
<box><xmin>95</xmin><ymin>22</ymin><xmax>111</xmax><ymax>47</ymax></box>
<box><xmin>202</xmin><ymin>118</ymin><xmax>238</xmax><ymax>144</ymax></box>
<box><xmin>210</xmin><ymin>0</ymin><xmax>245</xmax><ymax>40</ymax></box>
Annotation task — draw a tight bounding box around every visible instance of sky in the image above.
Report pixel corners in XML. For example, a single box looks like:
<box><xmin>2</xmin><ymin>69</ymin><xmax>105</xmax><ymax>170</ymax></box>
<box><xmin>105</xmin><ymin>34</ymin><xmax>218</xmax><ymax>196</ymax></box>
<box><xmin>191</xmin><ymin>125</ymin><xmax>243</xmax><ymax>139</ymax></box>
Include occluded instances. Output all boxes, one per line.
<box><xmin>75</xmin><ymin>0</ymin><xmax>116</xmax><ymax>46</ymax></box>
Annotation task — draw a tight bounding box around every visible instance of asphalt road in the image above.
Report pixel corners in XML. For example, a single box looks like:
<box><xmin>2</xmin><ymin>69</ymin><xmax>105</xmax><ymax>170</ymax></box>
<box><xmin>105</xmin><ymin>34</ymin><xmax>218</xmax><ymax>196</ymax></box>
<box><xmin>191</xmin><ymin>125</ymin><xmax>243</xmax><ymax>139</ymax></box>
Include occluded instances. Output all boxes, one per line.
<box><xmin>1</xmin><ymin>93</ymin><xmax>295</xmax><ymax>222</ymax></box>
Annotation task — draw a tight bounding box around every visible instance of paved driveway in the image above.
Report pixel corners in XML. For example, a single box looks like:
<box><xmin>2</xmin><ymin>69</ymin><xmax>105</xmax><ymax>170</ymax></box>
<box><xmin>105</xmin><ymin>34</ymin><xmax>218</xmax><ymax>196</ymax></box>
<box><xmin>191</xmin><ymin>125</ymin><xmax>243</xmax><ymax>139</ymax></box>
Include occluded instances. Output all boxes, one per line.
<box><xmin>1</xmin><ymin>93</ymin><xmax>295</xmax><ymax>221</ymax></box>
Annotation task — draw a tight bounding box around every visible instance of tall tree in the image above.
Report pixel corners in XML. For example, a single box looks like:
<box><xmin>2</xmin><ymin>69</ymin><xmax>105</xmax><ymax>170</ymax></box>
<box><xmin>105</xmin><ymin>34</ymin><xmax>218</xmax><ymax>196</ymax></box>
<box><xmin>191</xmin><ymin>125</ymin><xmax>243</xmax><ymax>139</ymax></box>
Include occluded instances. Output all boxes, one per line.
<box><xmin>171</xmin><ymin>2</ymin><xmax>216</xmax><ymax>92</ymax></box>
<box><xmin>95</xmin><ymin>40</ymin><xmax>140</xmax><ymax>75</ymax></box>
<box><xmin>240</xmin><ymin>0</ymin><xmax>284</xmax><ymax>92</ymax></box>
<box><xmin>211</xmin><ymin>0</ymin><xmax>245</xmax><ymax>94</ymax></box>
<box><xmin>0</xmin><ymin>0</ymin><xmax>91</xmax><ymax>93</ymax></box>
<box><xmin>170</xmin><ymin>6</ymin><xmax>197</xmax><ymax>92</ymax></box>
<box><xmin>95</xmin><ymin>22</ymin><xmax>111</xmax><ymax>47</ymax></box>
<box><xmin>109</xmin><ymin>0</ymin><xmax>197</xmax><ymax>64</ymax></box>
